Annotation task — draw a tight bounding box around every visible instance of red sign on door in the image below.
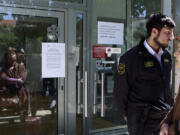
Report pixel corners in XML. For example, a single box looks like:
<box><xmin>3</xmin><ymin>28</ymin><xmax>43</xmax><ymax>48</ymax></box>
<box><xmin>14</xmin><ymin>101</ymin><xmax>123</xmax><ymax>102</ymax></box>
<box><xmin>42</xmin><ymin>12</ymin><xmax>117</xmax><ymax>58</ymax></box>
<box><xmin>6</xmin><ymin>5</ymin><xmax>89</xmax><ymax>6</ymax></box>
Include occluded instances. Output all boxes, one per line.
<box><xmin>93</xmin><ymin>45</ymin><xmax>107</xmax><ymax>58</ymax></box>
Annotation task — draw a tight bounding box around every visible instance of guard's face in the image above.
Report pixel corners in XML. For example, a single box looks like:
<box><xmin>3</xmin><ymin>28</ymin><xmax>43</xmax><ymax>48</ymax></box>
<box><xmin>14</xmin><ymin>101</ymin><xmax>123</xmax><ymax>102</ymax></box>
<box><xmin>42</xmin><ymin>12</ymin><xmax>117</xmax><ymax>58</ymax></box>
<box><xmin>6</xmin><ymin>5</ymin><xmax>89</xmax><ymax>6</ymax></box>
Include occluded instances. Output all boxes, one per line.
<box><xmin>154</xmin><ymin>26</ymin><xmax>174</xmax><ymax>48</ymax></box>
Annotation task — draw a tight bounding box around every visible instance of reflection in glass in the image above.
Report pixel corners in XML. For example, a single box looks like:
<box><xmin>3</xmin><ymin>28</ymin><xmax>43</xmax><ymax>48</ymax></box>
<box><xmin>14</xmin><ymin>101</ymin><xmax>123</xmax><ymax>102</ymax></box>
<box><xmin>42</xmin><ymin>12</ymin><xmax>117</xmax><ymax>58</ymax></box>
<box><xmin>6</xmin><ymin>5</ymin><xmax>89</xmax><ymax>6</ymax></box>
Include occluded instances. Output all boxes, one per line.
<box><xmin>0</xmin><ymin>13</ymin><xmax>58</xmax><ymax>135</ymax></box>
<box><xmin>76</xmin><ymin>13</ymin><xmax>83</xmax><ymax>135</ymax></box>
<box><xmin>55</xmin><ymin>0</ymin><xmax>83</xmax><ymax>3</ymax></box>
<box><xmin>0</xmin><ymin>0</ymin><xmax>83</xmax><ymax>6</ymax></box>
<box><xmin>132</xmin><ymin>0</ymin><xmax>161</xmax><ymax>18</ymax></box>
<box><xmin>69</xmin><ymin>0</ymin><xmax>83</xmax><ymax>3</ymax></box>
<box><xmin>54</xmin><ymin>0</ymin><xmax>67</xmax><ymax>2</ymax></box>
<box><xmin>92</xmin><ymin>56</ymin><xmax>126</xmax><ymax>134</ymax></box>
<box><xmin>132</xmin><ymin>0</ymin><xmax>161</xmax><ymax>46</ymax></box>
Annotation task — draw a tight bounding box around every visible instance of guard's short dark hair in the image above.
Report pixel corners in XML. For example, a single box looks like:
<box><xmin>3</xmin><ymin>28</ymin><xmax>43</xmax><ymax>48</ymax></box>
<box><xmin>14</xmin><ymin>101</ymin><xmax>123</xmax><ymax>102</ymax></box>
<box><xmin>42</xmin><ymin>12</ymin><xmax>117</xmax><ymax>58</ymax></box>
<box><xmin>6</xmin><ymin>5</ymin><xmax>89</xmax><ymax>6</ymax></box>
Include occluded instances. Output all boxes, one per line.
<box><xmin>146</xmin><ymin>13</ymin><xmax>176</xmax><ymax>37</ymax></box>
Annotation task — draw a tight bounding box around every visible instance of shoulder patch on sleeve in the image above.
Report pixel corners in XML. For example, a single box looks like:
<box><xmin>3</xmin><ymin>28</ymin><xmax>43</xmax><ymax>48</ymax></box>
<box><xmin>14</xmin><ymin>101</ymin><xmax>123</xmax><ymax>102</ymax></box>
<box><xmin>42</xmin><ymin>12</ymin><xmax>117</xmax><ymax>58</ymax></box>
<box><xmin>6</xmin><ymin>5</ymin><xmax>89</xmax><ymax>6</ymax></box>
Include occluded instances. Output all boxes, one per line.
<box><xmin>118</xmin><ymin>63</ymin><xmax>125</xmax><ymax>75</ymax></box>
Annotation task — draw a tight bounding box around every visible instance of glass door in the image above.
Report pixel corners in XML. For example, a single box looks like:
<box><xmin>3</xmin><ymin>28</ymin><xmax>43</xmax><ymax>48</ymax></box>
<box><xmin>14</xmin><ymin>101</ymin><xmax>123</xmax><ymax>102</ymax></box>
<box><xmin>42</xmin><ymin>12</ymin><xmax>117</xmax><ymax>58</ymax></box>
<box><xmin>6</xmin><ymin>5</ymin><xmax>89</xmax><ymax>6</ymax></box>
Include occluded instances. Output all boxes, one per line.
<box><xmin>67</xmin><ymin>10</ymin><xmax>128</xmax><ymax>135</ymax></box>
<box><xmin>90</xmin><ymin>51</ymin><xmax>128</xmax><ymax>135</ymax></box>
<box><xmin>0</xmin><ymin>7</ymin><xmax>65</xmax><ymax>135</ymax></box>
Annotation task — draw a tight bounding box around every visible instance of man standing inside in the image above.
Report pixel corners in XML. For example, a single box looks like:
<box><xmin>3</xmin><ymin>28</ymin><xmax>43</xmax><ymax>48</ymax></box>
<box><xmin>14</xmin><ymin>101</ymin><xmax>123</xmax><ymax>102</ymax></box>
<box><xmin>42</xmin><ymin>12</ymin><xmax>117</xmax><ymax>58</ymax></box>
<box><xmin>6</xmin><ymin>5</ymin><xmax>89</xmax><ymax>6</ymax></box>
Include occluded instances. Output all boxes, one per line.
<box><xmin>114</xmin><ymin>13</ymin><xmax>175</xmax><ymax>135</ymax></box>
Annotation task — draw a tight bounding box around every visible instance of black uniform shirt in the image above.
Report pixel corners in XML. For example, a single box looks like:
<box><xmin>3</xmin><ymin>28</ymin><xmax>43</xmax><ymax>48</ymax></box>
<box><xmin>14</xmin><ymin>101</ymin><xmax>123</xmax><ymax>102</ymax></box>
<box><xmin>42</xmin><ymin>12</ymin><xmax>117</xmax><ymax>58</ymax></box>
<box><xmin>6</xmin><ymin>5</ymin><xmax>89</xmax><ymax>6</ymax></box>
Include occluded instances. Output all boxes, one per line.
<box><xmin>114</xmin><ymin>38</ymin><xmax>174</xmax><ymax>116</ymax></box>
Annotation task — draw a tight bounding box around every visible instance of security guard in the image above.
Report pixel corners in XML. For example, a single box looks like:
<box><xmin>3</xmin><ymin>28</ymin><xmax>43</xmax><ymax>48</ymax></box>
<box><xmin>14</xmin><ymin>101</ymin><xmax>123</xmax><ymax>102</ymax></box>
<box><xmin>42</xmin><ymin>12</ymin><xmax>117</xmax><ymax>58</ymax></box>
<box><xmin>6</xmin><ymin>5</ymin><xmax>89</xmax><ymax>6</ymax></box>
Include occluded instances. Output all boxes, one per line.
<box><xmin>114</xmin><ymin>13</ymin><xmax>176</xmax><ymax>135</ymax></box>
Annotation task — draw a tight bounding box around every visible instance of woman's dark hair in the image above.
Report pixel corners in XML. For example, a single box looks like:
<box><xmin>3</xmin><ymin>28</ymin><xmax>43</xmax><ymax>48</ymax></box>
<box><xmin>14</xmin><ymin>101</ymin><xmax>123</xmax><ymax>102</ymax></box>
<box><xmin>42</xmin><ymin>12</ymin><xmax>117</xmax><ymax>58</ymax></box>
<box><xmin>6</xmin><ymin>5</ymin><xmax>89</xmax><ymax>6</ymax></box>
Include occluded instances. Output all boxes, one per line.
<box><xmin>146</xmin><ymin>13</ymin><xmax>176</xmax><ymax>37</ymax></box>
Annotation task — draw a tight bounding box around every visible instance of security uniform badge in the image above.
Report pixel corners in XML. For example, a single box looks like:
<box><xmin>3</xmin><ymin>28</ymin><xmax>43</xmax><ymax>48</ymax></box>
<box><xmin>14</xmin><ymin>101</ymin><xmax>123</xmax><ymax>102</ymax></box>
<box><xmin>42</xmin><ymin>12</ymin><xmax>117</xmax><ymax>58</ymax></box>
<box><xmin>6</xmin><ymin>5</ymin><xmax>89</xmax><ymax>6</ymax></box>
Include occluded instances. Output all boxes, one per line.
<box><xmin>164</xmin><ymin>59</ymin><xmax>169</xmax><ymax>63</ymax></box>
<box><xmin>144</xmin><ymin>61</ymin><xmax>154</xmax><ymax>68</ymax></box>
<box><xmin>118</xmin><ymin>63</ymin><xmax>125</xmax><ymax>75</ymax></box>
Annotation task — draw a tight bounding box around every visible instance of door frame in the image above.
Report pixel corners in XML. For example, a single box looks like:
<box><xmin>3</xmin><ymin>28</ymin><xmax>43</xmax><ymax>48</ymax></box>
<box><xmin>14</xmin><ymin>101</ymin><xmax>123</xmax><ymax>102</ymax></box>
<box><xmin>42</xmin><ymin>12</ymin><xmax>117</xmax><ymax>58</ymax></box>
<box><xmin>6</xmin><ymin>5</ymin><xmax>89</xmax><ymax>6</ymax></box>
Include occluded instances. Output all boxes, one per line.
<box><xmin>65</xmin><ymin>8</ymin><xmax>89</xmax><ymax>135</ymax></box>
<box><xmin>64</xmin><ymin>1</ymin><xmax>93</xmax><ymax>134</ymax></box>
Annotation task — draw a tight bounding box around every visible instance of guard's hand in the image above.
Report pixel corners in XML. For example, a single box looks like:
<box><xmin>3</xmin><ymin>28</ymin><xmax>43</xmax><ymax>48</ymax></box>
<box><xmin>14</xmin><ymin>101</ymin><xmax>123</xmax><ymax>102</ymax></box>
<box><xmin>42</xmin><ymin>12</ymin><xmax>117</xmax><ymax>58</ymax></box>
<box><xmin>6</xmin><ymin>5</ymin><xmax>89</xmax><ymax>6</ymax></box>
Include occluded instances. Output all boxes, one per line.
<box><xmin>160</xmin><ymin>123</ymin><xmax>168</xmax><ymax>135</ymax></box>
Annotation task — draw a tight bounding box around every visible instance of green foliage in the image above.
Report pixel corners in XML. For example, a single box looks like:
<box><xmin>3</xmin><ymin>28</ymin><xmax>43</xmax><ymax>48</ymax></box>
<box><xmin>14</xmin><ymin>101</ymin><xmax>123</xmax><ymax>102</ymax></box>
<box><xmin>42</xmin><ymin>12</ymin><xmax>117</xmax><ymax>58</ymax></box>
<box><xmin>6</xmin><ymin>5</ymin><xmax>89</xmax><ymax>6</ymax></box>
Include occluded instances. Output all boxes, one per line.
<box><xmin>133</xmin><ymin>23</ymin><xmax>147</xmax><ymax>46</ymax></box>
<box><xmin>0</xmin><ymin>24</ymin><xmax>21</xmax><ymax>57</ymax></box>
<box><xmin>133</xmin><ymin>24</ymin><xmax>146</xmax><ymax>39</ymax></box>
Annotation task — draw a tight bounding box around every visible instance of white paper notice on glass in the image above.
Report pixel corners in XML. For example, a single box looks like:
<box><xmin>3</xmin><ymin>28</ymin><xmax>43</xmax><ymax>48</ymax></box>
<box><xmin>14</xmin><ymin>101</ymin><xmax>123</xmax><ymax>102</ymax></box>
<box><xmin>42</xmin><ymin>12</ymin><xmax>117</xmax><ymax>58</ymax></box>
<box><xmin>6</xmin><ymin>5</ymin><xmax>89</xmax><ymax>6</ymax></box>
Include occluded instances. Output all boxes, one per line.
<box><xmin>98</xmin><ymin>21</ymin><xmax>124</xmax><ymax>45</ymax></box>
<box><xmin>42</xmin><ymin>43</ymin><xmax>65</xmax><ymax>78</ymax></box>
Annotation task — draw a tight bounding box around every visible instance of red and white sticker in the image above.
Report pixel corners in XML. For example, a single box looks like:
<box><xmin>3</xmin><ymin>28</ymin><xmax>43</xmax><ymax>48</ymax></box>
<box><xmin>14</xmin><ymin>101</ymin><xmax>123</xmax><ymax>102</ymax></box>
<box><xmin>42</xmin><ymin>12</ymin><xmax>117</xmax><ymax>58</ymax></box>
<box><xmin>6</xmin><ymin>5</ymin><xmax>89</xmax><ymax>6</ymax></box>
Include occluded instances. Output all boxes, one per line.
<box><xmin>93</xmin><ymin>45</ymin><xmax>107</xmax><ymax>58</ymax></box>
<box><xmin>106</xmin><ymin>47</ymin><xmax>121</xmax><ymax>57</ymax></box>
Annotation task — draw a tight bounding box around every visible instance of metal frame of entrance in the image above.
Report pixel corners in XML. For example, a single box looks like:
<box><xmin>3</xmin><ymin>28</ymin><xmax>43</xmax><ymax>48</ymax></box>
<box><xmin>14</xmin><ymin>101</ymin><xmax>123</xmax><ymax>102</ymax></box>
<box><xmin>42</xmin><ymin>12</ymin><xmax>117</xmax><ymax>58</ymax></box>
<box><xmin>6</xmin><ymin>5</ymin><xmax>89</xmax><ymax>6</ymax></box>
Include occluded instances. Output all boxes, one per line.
<box><xmin>0</xmin><ymin>1</ymin><xmax>93</xmax><ymax>135</ymax></box>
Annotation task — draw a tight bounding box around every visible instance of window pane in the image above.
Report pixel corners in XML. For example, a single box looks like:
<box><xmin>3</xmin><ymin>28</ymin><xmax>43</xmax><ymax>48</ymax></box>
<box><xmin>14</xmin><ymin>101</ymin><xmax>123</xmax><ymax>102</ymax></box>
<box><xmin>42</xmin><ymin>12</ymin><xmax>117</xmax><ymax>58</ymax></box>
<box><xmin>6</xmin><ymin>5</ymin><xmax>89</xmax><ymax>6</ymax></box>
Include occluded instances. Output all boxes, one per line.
<box><xmin>69</xmin><ymin>0</ymin><xmax>83</xmax><ymax>3</ymax></box>
<box><xmin>55</xmin><ymin>0</ymin><xmax>83</xmax><ymax>3</ymax></box>
<box><xmin>132</xmin><ymin>0</ymin><xmax>161</xmax><ymax>45</ymax></box>
<box><xmin>0</xmin><ymin>13</ymin><xmax>58</xmax><ymax>135</ymax></box>
<box><xmin>76</xmin><ymin>13</ymin><xmax>83</xmax><ymax>135</ymax></box>
<box><xmin>132</xmin><ymin>0</ymin><xmax>161</xmax><ymax>18</ymax></box>
<box><xmin>54</xmin><ymin>0</ymin><xmax>67</xmax><ymax>2</ymax></box>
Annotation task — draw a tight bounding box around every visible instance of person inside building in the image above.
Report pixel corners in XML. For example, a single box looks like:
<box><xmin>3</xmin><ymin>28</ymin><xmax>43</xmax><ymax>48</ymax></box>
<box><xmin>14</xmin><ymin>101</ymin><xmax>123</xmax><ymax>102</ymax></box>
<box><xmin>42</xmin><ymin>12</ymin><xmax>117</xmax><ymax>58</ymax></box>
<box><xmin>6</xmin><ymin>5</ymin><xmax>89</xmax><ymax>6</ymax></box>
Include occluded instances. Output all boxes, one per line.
<box><xmin>159</xmin><ymin>36</ymin><xmax>180</xmax><ymax>135</ymax></box>
<box><xmin>114</xmin><ymin>13</ymin><xmax>175</xmax><ymax>135</ymax></box>
<box><xmin>0</xmin><ymin>47</ymin><xmax>27</xmax><ymax>116</ymax></box>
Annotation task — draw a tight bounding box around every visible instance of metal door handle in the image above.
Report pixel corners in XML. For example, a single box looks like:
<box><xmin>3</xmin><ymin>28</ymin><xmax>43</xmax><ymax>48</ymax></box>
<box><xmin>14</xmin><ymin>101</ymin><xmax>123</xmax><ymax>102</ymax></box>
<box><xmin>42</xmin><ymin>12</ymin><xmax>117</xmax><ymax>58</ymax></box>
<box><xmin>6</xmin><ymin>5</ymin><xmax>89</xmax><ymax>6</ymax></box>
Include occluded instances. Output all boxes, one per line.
<box><xmin>101</xmin><ymin>73</ymin><xmax>105</xmax><ymax>117</ymax></box>
<box><xmin>85</xmin><ymin>71</ymin><xmax>88</xmax><ymax>117</ymax></box>
<box><xmin>93</xmin><ymin>72</ymin><xmax>97</xmax><ymax>114</ymax></box>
